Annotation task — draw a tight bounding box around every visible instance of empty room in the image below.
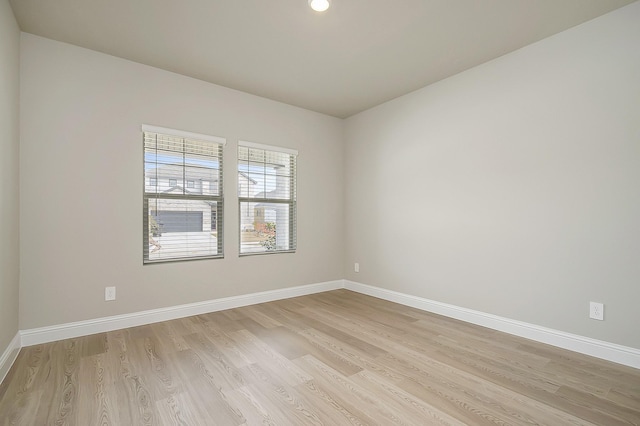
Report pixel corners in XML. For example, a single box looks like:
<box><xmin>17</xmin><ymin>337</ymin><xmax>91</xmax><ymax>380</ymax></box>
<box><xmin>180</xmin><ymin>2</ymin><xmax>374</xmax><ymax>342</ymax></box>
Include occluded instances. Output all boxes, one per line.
<box><xmin>1</xmin><ymin>0</ymin><xmax>639</xmax><ymax>424</ymax></box>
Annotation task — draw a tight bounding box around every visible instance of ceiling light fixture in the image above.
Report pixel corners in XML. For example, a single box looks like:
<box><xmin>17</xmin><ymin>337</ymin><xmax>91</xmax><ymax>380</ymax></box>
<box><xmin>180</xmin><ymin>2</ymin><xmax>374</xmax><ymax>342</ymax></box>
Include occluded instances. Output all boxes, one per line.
<box><xmin>309</xmin><ymin>0</ymin><xmax>330</xmax><ymax>12</ymax></box>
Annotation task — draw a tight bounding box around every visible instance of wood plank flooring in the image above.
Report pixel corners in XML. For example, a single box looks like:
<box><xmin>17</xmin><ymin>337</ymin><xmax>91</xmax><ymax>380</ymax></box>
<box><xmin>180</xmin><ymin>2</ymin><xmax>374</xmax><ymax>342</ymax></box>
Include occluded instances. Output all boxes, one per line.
<box><xmin>1</xmin><ymin>289</ymin><xmax>639</xmax><ymax>425</ymax></box>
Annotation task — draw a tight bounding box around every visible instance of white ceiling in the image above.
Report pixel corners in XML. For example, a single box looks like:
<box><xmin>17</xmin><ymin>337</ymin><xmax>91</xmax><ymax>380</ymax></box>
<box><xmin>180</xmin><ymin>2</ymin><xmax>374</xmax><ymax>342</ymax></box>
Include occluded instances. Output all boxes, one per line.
<box><xmin>9</xmin><ymin>0</ymin><xmax>636</xmax><ymax>118</ymax></box>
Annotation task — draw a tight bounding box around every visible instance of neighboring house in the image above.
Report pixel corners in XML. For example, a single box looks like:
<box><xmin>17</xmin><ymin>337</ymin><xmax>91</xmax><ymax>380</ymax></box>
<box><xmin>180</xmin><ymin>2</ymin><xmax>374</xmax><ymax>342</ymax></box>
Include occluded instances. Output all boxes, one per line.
<box><xmin>145</xmin><ymin>164</ymin><xmax>219</xmax><ymax>233</ymax></box>
<box><xmin>145</xmin><ymin>163</ymin><xmax>290</xmax><ymax>241</ymax></box>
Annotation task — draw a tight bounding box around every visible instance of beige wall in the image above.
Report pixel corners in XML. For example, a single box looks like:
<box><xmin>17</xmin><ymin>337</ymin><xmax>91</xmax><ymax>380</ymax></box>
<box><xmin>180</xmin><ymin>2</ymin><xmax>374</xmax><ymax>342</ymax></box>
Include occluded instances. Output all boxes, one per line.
<box><xmin>0</xmin><ymin>0</ymin><xmax>20</xmax><ymax>357</ymax></box>
<box><xmin>13</xmin><ymin>1</ymin><xmax>640</xmax><ymax>354</ymax></box>
<box><xmin>19</xmin><ymin>34</ymin><xmax>344</xmax><ymax>329</ymax></box>
<box><xmin>344</xmin><ymin>3</ymin><xmax>640</xmax><ymax>349</ymax></box>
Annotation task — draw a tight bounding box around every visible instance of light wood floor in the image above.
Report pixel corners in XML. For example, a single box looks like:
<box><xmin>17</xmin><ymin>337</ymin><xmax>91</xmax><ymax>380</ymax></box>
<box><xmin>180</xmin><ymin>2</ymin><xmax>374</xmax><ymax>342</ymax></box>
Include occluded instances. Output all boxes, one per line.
<box><xmin>1</xmin><ymin>290</ymin><xmax>639</xmax><ymax>425</ymax></box>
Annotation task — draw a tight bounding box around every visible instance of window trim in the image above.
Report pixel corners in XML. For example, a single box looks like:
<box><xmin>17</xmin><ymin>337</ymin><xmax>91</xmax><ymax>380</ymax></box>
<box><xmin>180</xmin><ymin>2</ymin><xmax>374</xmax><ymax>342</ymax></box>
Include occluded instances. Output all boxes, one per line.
<box><xmin>142</xmin><ymin>124</ymin><xmax>227</xmax><ymax>145</ymax></box>
<box><xmin>239</xmin><ymin>140</ymin><xmax>299</xmax><ymax>156</ymax></box>
<box><xmin>238</xmin><ymin>140</ymin><xmax>297</xmax><ymax>256</ymax></box>
<box><xmin>142</xmin><ymin>125</ymin><xmax>226</xmax><ymax>264</ymax></box>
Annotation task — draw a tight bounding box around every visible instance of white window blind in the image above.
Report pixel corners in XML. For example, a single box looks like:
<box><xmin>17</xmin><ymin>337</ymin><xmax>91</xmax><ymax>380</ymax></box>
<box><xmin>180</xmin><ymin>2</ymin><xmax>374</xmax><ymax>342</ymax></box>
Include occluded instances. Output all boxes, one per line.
<box><xmin>238</xmin><ymin>142</ymin><xmax>297</xmax><ymax>255</ymax></box>
<box><xmin>143</xmin><ymin>126</ymin><xmax>225</xmax><ymax>263</ymax></box>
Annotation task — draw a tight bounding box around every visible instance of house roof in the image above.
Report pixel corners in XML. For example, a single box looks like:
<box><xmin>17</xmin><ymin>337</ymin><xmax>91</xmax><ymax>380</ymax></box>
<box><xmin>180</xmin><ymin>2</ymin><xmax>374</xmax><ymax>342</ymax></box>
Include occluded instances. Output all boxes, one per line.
<box><xmin>162</xmin><ymin>186</ymin><xmax>201</xmax><ymax>196</ymax></box>
<box><xmin>238</xmin><ymin>172</ymin><xmax>258</xmax><ymax>185</ymax></box>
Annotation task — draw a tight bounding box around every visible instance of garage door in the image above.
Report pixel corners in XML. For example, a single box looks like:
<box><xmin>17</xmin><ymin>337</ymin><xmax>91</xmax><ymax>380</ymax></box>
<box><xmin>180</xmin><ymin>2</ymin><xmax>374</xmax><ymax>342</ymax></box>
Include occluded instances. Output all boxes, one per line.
<box><xmin>154</xmin><ymin>211</ymin><xmax>203</xmax><ymax>233</ymax></box>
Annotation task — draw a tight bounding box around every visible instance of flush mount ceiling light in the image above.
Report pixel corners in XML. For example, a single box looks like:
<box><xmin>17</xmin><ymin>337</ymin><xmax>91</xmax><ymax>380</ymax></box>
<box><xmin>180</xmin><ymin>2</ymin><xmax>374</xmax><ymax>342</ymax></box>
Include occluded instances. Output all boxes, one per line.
<box><xmin>309</xmin><ymin>0</ymin><xmax>330</xmax><ymax>12</ymax></box>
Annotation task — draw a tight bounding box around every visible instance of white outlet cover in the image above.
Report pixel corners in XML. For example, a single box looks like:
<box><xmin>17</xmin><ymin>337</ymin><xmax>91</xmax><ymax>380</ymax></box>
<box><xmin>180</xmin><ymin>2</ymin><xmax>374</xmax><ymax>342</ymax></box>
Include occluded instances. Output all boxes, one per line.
<box><xmin>105</xmin><ymin>286</ymin><xmax>116</xmax><ymax>301</ymax></box>
<box><xmin>589</xmin><ymin>301</ymin><xmax>604</xmax><ymax>321</ymax></box>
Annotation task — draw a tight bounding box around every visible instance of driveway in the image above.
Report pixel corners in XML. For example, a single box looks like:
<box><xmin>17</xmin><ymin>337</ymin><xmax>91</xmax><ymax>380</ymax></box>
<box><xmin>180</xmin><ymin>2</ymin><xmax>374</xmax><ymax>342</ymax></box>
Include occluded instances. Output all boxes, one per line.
<box><xmin>149</xmin><ymin>232</ymin><xmax>218</xmax><ymax>260</ymax></box>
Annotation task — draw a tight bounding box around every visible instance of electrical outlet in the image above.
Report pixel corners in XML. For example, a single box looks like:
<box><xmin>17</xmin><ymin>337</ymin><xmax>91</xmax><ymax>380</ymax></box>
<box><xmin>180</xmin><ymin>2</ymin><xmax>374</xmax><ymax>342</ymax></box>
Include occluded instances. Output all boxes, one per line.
<box><xmin>589</xmin><ymin>302</ymin><xmax>604</xmax><ymax>321</ymax></box>
<box><xmin>354</xmin><ymin>262</ymin><xmax>360</xmax><ymax>273</ymax></box>
<box><xmin>105</xmin><ymin>286</ymin><xmax>116</xmax><ymax>301</ymax></box>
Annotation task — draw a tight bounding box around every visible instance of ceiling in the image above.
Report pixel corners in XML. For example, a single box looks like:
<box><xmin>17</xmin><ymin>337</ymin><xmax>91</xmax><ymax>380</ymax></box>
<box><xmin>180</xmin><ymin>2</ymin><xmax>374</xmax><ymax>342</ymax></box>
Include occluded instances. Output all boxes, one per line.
<box><xmin>9</xmin><ymin>0</ymin><xmax>636</xmax><ymax>118</ymax></box>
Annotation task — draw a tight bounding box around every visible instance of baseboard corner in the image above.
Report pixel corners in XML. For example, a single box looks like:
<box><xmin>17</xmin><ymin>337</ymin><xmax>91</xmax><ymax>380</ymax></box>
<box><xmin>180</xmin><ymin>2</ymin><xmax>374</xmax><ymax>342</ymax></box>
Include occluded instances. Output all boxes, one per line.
<box><xmin>0</xmin><ymin>332</ymin><xmax>21</xmax><ymax>385</ymax></box>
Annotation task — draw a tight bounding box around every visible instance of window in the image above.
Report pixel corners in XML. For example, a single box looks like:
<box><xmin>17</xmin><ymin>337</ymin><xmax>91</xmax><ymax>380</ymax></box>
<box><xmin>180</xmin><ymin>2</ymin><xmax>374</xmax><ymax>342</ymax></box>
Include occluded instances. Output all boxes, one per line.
<box><xmin>149</xmin><ymin>177</ymin><xmax>157</xmax><ymax>186</ymax></box>
<box><xmin>187</xmin><ymin>180</ymin><xmax>195</xmax><ymax>189</ymax></box>
<box><xmin>143</xmin><ymin>125</ymin><xmax>225</xmax><ymax>263</ymax></box>
<box><xmin>238</xmin><ymin>141</ymin><xmax>297</xmax><ymax>255</ymax></box>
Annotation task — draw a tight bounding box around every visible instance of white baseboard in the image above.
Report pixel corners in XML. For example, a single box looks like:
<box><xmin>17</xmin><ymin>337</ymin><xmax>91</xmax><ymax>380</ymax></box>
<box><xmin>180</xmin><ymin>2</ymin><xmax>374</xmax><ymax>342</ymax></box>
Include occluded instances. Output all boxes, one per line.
<box><xmin>20</xmin><ymin>280</ymin><xmax>343</xmax><ymax>347</ymax></box>
<box><xmin>0</xmin><ymin>332</ymin><xmax>21</xmax><ymax>385</ymax></box>
<box><xmin>13</xmin><ymin>278</ymin><xmax>640</xmax><ymax>372</ymax></box>
<box><xmin>344</xmin><ymin>280</ymin><xmax>640</xmax><ymax>370</ymax></box>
